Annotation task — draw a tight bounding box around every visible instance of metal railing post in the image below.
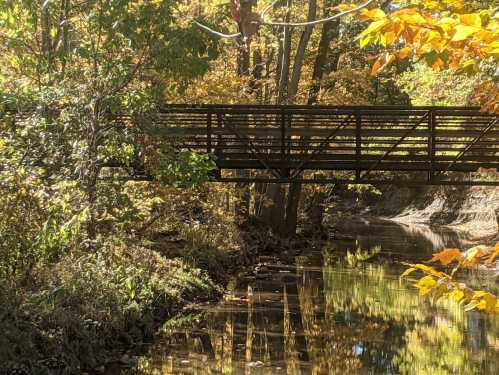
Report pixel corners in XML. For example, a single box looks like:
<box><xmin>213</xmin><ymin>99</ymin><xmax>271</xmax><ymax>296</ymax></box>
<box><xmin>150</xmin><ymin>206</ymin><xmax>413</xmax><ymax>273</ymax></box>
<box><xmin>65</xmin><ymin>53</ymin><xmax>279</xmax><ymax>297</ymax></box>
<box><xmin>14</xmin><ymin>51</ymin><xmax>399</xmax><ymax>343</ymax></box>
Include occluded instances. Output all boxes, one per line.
<box><xmin>207</xmin><ymin>112</ymin><xmax>212</xmax><ymax>154</ymax></box>
<box><xmin>356</xmin><ymin>110</ymin><xmax>362</xmax><ymax>182</ymax></box>
<box><xmin>280</xmin><ymin>110</ymin><xmax>288</xmax><ymax>177</ymax></box>
<box><xmin>428</xmin><ymin>109</ymin><xmax>436</xmax><ymax>182</ymax></box>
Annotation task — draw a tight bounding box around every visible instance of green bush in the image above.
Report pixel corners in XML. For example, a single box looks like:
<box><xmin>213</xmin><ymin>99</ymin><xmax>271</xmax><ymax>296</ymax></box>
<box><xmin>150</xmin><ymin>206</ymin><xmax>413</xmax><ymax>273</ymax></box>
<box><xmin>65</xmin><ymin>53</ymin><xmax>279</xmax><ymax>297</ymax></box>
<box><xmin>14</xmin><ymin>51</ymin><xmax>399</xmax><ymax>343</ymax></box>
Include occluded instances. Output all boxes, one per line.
<box><xmin>0</xmin><ymin>242</ymin><xmax>220</xmax><ymax>372</ymax></box>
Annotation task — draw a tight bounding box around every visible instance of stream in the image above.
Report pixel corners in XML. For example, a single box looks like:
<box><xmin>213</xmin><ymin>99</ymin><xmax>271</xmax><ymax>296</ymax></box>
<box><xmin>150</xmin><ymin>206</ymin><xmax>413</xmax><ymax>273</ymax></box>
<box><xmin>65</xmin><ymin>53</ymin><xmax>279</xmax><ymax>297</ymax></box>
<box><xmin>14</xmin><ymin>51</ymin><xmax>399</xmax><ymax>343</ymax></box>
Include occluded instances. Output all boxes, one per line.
<box><xmin>112</xmin><ymin>219</ymin><xmax>499</xmax><ymax>374</ymax></box>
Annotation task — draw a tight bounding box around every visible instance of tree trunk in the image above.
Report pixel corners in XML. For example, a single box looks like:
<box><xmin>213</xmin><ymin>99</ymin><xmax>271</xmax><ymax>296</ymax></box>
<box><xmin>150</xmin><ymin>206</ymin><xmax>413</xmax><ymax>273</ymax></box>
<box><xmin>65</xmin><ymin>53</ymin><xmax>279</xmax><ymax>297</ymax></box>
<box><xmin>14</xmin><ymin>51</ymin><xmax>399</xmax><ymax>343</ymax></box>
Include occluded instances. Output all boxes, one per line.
<box><xmin>307</xmin><ymin>0</ymin><xmax>341</xmax><ymax>105</ymax></box>
<box><xmin>263</xmin><ymin>37</ymin><xmax>275</xmax><ymax>104</ymax></box>
<box><xmin>288</xmin><ymin>0</ymin><xmax>317</xmax><ymax>102</ymax></box>
<box><xmin>86</xmin><ymin>103</ymin><xmax>101</xmax><ymax>247</ymax></box>
<box><xmin>290</xmin><ymin>0</ymin><xmax>342</xmax><ymax>235</ymax></box>
<box><xmin>257</xmin><ymin>0</ymin><xmax>292</xmax><ymax>234</ymax></box>
<box><xmin>41</xmin><ymin>1</ymin><xmax>51</xmax><ymax>58</ymax></box>
<box><xmin>251</xmin><ymin>47</ymin><xmax>263</xmax><ymax>101</ymax></box>
<box><xmin>283</xmin><ymin>0</ymin><xmax>317</xmax><ymax>236</ymax></box>
<box><xmin>234</xmin><ymin>4</ymin><xmax>253</xmax><ymax>222</ymax></box>
<box><xmin>277</xmin><ymin>0</ymin><xmax>293</xmax><ymax>104</ymax></box>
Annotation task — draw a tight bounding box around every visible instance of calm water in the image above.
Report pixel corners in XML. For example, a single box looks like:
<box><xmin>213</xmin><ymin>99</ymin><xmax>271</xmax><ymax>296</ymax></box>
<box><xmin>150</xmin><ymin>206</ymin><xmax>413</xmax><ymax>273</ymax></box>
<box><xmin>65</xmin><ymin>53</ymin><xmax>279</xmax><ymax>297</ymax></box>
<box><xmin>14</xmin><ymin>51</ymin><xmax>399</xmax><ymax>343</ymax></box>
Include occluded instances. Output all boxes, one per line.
<box><xmin>116</xmin><ymin>220</ymin><xmax>499</xmax><ymax>374</ymax></box>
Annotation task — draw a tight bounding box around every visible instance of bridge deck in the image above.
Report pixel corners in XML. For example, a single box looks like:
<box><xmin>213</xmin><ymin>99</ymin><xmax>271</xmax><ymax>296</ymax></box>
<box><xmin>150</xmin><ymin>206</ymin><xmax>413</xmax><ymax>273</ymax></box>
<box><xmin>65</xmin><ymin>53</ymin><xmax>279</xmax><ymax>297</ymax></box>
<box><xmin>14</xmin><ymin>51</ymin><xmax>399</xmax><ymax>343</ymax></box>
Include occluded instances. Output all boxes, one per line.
<box><xmin>148</xmin><ymin>105</ymin><xmax>499</xmax><ymax>185</ymax></box>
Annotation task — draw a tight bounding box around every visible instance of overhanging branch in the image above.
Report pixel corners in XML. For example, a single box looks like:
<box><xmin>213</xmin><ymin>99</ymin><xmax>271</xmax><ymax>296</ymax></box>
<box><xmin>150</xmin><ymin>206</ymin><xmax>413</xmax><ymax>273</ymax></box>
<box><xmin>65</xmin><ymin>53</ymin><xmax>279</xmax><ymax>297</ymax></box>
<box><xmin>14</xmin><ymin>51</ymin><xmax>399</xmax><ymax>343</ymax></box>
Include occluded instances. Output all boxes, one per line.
<box><xmin>264</xmin><ymin>0</ymin><xmax>374</xmax><ymax>27</ymax></box>
<box><xmin>193</xmin><ymin>20</ymin><xmax>242</xmax><ymax>39</ymax></box>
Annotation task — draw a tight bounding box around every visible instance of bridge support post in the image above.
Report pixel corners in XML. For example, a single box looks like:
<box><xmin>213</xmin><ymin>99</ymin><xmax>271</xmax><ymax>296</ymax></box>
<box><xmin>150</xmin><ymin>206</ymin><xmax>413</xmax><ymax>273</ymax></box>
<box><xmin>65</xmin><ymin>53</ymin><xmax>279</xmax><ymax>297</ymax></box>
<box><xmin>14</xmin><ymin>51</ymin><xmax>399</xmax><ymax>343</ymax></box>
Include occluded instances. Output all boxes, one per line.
<box><xmin>207</xmin><ymin>112</ymin><xmax>212</xmax><ymax>154</ymax></box>
<box><xmin>281</xmin><ymin>112</ymin><xmax>290</xmax><ymax>178</ymax></box>
<box><xmin>428</xmin><ymin>110</ymin><xmax>435</xmax><ymax>183</ymax></box>
<box><xmin>355</xmin><ymin>111</ymin><xmax>361</xmax><ymax>182</ymax></box>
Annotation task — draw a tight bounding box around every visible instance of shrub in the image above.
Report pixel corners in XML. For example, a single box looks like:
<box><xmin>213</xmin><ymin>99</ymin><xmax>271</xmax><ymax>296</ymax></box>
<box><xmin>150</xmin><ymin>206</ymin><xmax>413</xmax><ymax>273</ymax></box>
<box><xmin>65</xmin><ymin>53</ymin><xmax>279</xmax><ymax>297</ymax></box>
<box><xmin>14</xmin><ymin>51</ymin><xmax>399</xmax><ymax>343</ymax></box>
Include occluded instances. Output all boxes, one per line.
<box><xmin>0</xmin><ymin>242</ymin><xmax>220</xmax><ymax>372</ymax></box>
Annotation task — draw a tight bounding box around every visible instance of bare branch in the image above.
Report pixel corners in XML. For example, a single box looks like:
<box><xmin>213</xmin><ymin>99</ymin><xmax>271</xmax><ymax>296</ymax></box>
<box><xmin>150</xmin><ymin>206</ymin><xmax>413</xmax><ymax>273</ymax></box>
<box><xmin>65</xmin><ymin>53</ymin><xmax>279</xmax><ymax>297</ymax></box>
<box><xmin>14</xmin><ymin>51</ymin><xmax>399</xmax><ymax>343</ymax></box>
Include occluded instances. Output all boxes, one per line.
<box><xmin>260</xmin><ymin>0</ymin><xmax>279</xmax><ymax>19</ymax></box>
<box><xmin>194</xmin><ymin>0</ymin><xmax>373</xmax><ymax>40</ymax></box>
<box><xmin>264</xmin><ymin>0</ymin><xmax>375</xmax><ymax>27</ymax></box>
<box><xmin>193</xmin><ymin>20</ymin><xmax>242</xmax><ymax>39</ymax></box>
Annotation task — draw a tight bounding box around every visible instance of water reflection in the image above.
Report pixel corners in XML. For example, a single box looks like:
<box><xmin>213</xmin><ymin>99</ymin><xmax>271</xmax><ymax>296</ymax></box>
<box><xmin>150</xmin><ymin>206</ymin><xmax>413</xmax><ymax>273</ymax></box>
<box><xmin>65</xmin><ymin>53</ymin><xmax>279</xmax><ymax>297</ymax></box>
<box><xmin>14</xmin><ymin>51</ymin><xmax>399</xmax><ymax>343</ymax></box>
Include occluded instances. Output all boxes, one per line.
<box><xmin>124</xmin><ymin>221</ymin><xmax>498</xmax><ymax>375</ymax></box>
<box><xmin>332</xmin><ymin>218</ymin><xmax>468</xmax><ymax>259</ymax></box>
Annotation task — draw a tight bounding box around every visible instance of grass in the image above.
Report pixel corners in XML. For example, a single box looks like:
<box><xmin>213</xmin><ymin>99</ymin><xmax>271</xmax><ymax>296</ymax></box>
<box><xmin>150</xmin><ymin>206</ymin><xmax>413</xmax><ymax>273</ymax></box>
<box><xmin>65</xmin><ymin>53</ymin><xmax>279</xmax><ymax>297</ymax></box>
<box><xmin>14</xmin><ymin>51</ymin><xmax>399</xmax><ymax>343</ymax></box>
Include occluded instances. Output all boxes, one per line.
<box><xmin>0</xmin><ymin>241</ymin><xmax>222</xmax><ymax>373</ymax></box>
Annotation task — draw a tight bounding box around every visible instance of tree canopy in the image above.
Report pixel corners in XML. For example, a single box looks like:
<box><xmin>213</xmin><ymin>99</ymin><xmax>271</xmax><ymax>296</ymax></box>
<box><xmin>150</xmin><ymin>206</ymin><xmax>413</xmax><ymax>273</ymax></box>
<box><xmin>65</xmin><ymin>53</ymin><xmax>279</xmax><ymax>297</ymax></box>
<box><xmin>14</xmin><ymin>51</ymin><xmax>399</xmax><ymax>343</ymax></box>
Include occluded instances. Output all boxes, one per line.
<box><xmin>359</xmin><ymin>0</ymin><xmax>499</xmax><ymax>112</ymax></box>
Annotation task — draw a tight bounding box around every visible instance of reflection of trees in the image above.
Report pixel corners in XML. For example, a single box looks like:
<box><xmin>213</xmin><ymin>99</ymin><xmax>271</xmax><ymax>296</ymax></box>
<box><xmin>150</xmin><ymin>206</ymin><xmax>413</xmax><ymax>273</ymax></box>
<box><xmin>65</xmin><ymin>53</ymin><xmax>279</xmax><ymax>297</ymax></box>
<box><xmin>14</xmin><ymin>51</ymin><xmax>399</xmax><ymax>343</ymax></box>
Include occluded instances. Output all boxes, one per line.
<box><xmin>283</xmin><ymin>286</ymin><xmax>301</xmax><ymax>375</ymax></box>
<box><xmin>320</xmin><ymin>258</ymin><xmax>498</xmax><ymax>375</ymax></box>
<box><xmin>210</xmin><ymin>314</ymin><xmax>234</xmax><ymax>374</ymax></box>
<box><xmin>332</xmin><ymin>218</ymin><xmax>465</xmax><ymax>258</ymax></box>
<box><xmin>245</xmin><ymin>286</ymin><xmax>254</xmax><ymax>375</ymax></box>
<box><xmin>297</xmin><ymin>258</ymin><xmax>365</xmax><ymax>374</ymax></box>
<box><xmin>394</xmin><ymin>323</ymin><xmax>479</xmax><ymax>375</ymax></box>
<box><xmin>297</xmin><ymin>261</ymin><xmax>399</xmax><ymax>374</ymax></box>
<box><xmin>322</xmin><ymin>256</ymin><xmax>428</xmax><ymax>322</ymax></box>
<box><xmin>133</xmin><ymin>253</ymin><xmax>498</xmax><ymax>374</ymax></box>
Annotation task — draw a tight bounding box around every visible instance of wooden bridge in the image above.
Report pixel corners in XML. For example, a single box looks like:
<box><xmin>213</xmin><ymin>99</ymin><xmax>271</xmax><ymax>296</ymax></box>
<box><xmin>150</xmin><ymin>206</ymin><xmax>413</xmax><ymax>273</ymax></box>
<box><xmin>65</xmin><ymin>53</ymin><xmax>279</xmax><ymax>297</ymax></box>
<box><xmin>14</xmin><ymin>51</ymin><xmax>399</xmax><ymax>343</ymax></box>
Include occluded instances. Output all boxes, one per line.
<box><xmin>149</xmin><ymin>105</ymin><xmax>499</xmax><ymax>186</ymax></box>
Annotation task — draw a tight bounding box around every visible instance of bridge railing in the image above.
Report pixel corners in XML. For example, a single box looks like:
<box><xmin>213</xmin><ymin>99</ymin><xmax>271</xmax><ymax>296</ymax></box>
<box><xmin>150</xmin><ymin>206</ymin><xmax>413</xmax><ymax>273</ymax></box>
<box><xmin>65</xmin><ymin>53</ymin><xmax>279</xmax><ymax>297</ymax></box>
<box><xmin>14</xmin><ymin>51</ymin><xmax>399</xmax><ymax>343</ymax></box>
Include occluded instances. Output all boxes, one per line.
<box><xmin>149</xmin><ymin>105</ymin><xmax>498</xmax><ymax>185</ymax></box>
<box><xmin>2</xmin><ymin>105</ymin><xmax>497</xmax><ymax>185</ymax></box>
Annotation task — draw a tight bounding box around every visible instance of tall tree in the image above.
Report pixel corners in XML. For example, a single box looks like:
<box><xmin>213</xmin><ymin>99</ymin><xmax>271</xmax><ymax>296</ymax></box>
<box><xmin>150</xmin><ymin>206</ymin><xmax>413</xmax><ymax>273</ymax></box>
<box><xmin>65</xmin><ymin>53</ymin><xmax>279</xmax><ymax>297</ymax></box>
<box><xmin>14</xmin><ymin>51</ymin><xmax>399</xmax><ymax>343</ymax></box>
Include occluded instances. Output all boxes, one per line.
<box><xmin>0</xmin><ymin>0</ymin><xmax>220</xmax><ymax>246</ymax></box>
<box><xmin>192</xmin><ymin>0</ymin><xmax>394</xmax><ymax>236</ymax></box>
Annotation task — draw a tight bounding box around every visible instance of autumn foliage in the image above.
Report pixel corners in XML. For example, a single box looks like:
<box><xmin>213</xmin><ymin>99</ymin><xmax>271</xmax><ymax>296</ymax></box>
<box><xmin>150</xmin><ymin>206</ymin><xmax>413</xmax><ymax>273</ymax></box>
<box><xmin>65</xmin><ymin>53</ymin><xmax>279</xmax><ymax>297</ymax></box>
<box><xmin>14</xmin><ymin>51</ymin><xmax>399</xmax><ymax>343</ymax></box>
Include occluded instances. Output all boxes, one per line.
<box><xmin>359</xmin><ymin>0</ymin><xmax>499</xmax><ymax>112</ymax></box>
<box><xmin>402</xmin><ymin>243</ymin><xmax>499</xmax><ymax>314</ymax></box>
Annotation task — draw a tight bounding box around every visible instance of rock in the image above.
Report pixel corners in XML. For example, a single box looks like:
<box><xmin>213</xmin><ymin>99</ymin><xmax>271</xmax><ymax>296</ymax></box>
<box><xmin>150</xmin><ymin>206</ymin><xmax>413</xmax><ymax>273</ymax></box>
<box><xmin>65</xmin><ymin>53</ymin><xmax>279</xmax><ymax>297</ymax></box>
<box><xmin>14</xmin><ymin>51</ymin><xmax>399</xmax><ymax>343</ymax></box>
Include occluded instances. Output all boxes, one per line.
<box><xmin>119</xmin><ymin>354</ymin><xmax>130</xmax><ymax>364</ymax></box>
<box><xmin>246</xmin><ymin>361</ymin><xmax>264</xmax><ymax>368</ymax></box>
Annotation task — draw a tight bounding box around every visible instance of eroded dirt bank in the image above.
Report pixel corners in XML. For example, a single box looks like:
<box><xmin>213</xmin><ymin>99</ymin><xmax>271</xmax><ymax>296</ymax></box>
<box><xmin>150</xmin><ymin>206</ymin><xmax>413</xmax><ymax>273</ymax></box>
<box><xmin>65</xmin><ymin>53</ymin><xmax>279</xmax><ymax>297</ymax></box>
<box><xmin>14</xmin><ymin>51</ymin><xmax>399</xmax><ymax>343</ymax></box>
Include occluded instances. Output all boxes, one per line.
<box><xmin>327</xmin><ymin>185</ymin><xmax>499</xmax><ymax>241</ymax></box>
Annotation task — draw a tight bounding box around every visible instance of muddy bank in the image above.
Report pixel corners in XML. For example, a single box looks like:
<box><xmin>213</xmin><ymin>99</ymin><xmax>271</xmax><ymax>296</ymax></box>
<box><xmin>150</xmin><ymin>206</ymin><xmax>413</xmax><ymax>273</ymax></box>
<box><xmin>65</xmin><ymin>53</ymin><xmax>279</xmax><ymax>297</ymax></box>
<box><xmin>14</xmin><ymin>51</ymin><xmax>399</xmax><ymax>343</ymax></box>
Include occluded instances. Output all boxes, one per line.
<box><xmin>326</xmin><ymin>184</ymin><xmax>499</xmax><ymax>241</ymax></box>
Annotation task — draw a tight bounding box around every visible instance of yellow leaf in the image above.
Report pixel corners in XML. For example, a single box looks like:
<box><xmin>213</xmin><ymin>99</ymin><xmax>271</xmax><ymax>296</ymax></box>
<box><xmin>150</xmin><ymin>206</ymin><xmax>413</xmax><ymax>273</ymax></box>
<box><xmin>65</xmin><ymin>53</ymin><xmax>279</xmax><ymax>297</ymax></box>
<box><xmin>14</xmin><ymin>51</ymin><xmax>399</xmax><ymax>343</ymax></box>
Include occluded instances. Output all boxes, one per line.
<box><xmin>468</xmin><ymin>292</ymin><xmax>497</xmax><ymax>314</ymax></box>
<box><xmin>411</xmin><ymin>263</ymin><xmax>447</xmax><ymax>278</ymax></box>
<box><xmin>401</xmin><ymin>267</ymin><xmax>417</xmax><ymax>277</ymax></box>
<box><xmin>422</xmin><ymin>0</ymin><xmax>441</xmax><ymax>11</ymax></box>
<box><xmin>385</xmin><ymin>31</ymin><xmax>397</xmax><ymax>45</ymax></box>
<box><xmin>392</xmin><ymin>8</ymin><xmax>419</xmax><ymax>17</ymax></box>
<box><xmin>425</xmin><ymin>30</ymin><xmax>442</xmax><ymax>44</ymax></box>
<box><xmin>438</xmin><ymin>17</ymin><xmax>458</xmax><ymax>29</ymax></box>
<box><xmin>398</xmin><ymin>47</ymin><xmax>412</xmax><ymax>59</ymax></box>
<box><xmin>464</xmin><ymin>300</ymin><xmax>482</xmax><ymax>311</ymax></box>
<box><xmin>460</xmin><ymin>59</ymin><xmax>479</xmax><ymax>74</ymax></box>
<box><xmin>338</xmin><ymin>3</ymin><xmax>357</xmax><ymax>11</ymax></box>
<box><xmin>460</xmin><ymin>13</ymin><xmax>482</xmax><ymax>28</ymax></box>
<box><xmin>430</xmin><ymin>248</ymin><xmax>462</xmax><ymax>266</ymax></box>
<box><xmin>360</xmin><ymin>19</ymin><xmax>390</xmax><ymax>38</ymax></box>
<box><xmin>449</xmin><ymin>289</ymin><xmax>465</xmax><ymax>303</ymax></box>
<box><xmin>451</xmin><ymin>25</ymin><xmax>479</xmax><ymax>42</ymax></box>
<box><xmin>360</xmin><ymin>34</ymin><xmax>373</xmax><ymax>48</ymax></box>
<box><xmin>486</xmin><ymin>242</ymin><xmax>499</xmax><ymax>265</ymax></box>
<box><xmin>362</xmin><ymin>8</ymin><xmax>387</xmax><ymax>21</ymax></box>
<box><xmin>483</xmin><ymin>293</ymin><xmax>497</xmax><ymax>314</ymax></box>
<box><xmin>403</xmin><ymin>25</ymin><xmax>420</xmax><ymax>44</ymax></box>
<box><xmin>414</xmin><ymin>275</ymin><xmax>436</xmax><ymax>296</ymax></box>
<box><xmin>385</xmin><ymin>53</ymin><xmax>396</xmax><ymax>66</ymax></box>
<box><xmin>400</xmin><ymin>13</ymin><xmax>428</xmax><ymax>26</ymax></box>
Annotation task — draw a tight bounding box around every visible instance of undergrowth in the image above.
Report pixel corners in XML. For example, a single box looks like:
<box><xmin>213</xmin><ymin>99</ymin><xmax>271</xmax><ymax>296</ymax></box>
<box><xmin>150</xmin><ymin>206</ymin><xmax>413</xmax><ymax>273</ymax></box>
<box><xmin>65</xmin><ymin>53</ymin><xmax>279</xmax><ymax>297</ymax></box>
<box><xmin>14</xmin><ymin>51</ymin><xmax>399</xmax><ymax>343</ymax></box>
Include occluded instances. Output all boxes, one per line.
<box><xmin>0</xmin><ymin>242</ymin><xmax>221</xmax><ymax>373</ymax></box>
